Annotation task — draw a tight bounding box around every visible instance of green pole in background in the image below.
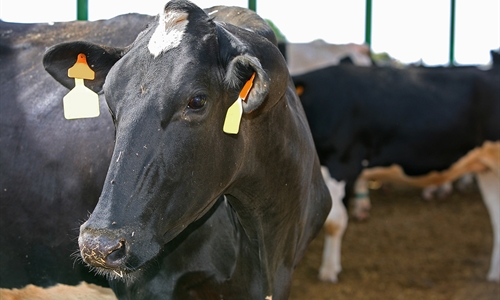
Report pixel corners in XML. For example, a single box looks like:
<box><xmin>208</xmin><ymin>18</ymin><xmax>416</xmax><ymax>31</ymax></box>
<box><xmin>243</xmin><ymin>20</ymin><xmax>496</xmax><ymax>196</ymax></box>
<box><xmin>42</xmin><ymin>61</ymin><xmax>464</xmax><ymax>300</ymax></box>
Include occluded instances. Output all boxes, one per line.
<box><xmin>449</xmin><ymin>0</ymin><xmax>456</xmax><ymax>66</ymax></box>
<box><xmin>248</xmin><ymin>0</ymin><xmax>256</xmax><ymax>12</ymax></box>
<box><xmin>77</xmin><ymin>0</ymin><xmax>88</xmax><ymax>21</ymax></box>
<box><xmin>365</xmin><ymin>0</ymin><xmax>372</xmax><ymax>48</ymax></box>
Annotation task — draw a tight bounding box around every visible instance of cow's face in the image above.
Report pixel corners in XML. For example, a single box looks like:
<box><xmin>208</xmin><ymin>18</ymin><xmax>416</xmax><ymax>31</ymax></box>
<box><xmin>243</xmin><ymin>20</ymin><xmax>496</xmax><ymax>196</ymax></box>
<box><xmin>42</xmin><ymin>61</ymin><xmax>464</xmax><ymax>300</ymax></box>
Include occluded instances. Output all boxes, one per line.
<box><xmin>43</xmin><ymin>0</ymin><xmax>276</xmax><ymax>281</ymax></box>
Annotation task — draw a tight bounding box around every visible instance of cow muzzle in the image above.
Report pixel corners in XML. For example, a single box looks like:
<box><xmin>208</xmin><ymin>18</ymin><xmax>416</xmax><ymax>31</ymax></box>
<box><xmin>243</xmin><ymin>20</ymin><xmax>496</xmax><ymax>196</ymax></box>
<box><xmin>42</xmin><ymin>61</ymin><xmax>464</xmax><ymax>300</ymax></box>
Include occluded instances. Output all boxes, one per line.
<box><xmin>78</xmin><ymin>229</ymin><xmax>128</xmax><ymax>271</ymax></box>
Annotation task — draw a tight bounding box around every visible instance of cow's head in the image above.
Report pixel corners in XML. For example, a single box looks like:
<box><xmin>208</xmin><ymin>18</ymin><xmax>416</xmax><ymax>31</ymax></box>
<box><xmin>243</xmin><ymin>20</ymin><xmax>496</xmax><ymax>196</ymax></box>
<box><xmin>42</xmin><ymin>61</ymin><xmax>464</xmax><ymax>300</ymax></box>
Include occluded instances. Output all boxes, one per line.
<box><xmin>43</xmin><ymin>0</ymin><xmax>287</xmax><ymax>281</ymax></box>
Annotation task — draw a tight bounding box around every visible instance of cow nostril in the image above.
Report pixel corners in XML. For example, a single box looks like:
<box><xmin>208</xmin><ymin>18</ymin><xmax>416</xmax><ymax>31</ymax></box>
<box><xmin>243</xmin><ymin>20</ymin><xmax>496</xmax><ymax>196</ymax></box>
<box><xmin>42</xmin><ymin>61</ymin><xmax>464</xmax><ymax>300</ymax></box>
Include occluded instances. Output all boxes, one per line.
<box><xmin>106</xmin><ymin>239</ymin><xmax>127</xmax><ymax>267</ymax></box>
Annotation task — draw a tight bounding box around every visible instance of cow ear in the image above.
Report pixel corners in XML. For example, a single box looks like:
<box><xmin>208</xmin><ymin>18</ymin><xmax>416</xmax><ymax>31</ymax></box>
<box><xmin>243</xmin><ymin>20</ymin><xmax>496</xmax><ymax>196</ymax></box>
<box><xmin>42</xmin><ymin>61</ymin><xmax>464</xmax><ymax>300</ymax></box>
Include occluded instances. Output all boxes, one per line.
<box><xmin>43</xmin><ymin>41</ymin><xmax>124</xmax><ymax>93</ymax></box>
<box><xmin>225</xmin><ymin>54</ymin><xmax>270</xmax><ymax>114</ymax></box>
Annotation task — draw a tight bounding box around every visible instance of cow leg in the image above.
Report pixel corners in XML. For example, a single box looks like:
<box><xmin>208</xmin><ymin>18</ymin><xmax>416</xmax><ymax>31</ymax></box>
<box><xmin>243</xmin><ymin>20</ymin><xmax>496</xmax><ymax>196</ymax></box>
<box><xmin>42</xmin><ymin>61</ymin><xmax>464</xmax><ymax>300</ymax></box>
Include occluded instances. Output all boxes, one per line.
<box><xmin>456</xmin><ymin>173</ymin><xmax>475</xmax><ymax>192</ymax></box>
<box><xmin>319</xmin><ymin>222</ymin><xmax>345</xmax><ymax>283</ymax></box>
<box><xmin>422</xmin><ymin>182</ymin><xmax>453</xmax><ymax>200</ymax></box>
<box><xmin>422</xmin><ymin>185</ymin><xmax>439</xmax><ymax>200</ymax></box>
<box><xmin>352</xmin><ymin>176</ymin><xmax>371</xmax><ymax>221</ymax></box>
<box><xmin>476</xmin><ymin>171</ymin><xmax>500</xmax><ymax>282</ymax></box>
<box><xmin>319</xmin><ymin>168</ymin><xmax>348</xmax><ymax>282</ymax></box>
<box><xmin>437</xmin><ymin>182</ymin><xmax>453</xmax><ymax>198</ymax></box>
<box><xmin>319</xmin><ymin>206</ymin><xmax>348</xmax><ymax>283</ymax></box>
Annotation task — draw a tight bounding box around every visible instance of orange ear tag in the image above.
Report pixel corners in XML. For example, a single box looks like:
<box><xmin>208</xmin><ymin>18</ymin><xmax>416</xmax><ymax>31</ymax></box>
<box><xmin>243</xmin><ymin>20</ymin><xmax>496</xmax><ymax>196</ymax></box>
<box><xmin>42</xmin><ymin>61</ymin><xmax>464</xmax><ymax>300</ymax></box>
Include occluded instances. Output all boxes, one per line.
<box><xmin>63</xmin><ymin>54</ymin><xmax>100</xmax><ymax>120</ymax></box>
<box><xmin>223</xmin><ymin>72</ymin><xmax>256</xmax><ymax>134</ymax></box>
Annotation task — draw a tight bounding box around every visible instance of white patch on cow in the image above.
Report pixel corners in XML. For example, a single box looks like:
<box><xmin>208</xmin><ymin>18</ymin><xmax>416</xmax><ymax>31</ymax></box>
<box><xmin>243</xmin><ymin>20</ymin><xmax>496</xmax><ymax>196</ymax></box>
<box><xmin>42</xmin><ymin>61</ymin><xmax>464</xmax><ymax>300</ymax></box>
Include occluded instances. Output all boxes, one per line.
<box><xmin>476</xmin><ymin>171</ymin><xmax>500</xmax><ymax>282</ymax></box>
<box><xmin>319</xmin><ymin>166</ymin><xmax>348</xmax><ymax>283</ymax></box>
<box><xmin>207</xmin><ymin>9</ymin><xmax>218</xmax><ymax>15</ymax></box>
<box><xmin>148</xmin><ymin>10</ymin><xmax>189</xmax><ymax>58</ymax></box>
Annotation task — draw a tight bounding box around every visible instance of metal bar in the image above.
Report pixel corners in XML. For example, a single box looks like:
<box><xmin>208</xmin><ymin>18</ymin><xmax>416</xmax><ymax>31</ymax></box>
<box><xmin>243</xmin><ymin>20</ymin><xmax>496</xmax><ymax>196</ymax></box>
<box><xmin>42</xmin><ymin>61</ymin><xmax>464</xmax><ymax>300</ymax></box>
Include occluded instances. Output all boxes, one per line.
<box><xmin>248</xmin><ymin>0</ymin><xmax>256</xmax><ymax>12</ymax></box>
<box><xmin>77</xmin><ymin>0</ymin><xmax>88</xmax><ymax>21</ymax></box>
<box><xmin>449</xmin><ymin>0</ymin><xmax>456</xmax><ymax>65</ymax></box>
<box><xmin>365</xmin><ymin>0</ymin><xmax>372</xmax><ymax>48</ymax></box>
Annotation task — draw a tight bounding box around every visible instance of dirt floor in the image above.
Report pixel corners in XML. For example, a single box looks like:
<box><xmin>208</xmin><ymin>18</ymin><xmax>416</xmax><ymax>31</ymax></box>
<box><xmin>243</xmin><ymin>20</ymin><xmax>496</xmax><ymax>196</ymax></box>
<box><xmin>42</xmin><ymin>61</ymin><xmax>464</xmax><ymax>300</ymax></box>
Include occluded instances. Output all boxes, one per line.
<box><xmin>289</xmin><ymin>183</ymin><xmax>500</xmax><ymax>300</ymax></box>
<box><xmin>4</xmin><ymin>183</ymin><xmax>497</xmax><ymax>299</ymax></box>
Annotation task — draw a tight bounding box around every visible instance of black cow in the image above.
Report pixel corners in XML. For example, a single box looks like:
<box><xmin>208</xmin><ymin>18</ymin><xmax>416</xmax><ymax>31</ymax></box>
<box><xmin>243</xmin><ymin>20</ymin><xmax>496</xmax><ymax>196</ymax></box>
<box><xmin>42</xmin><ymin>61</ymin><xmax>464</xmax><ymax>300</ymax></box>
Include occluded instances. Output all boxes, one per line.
<box><xmin>294</xmin><ymin>64</ymin><xmax>499</xmax><ymax>185</ymax></box>
<box><xmin>491</xmin><ymin>49</ymin><xmax>500</xmax><ymax>66</ymax></box>
<box><xmin>43</xmin><ymin>1</ymin><xmax>330</xmax><ymax>299</ymax></box>
<box><xmin>0</xmin><ymin>14</ymin><xmax>153</xmax><ymax>288</ymax></box>
<box><xmin>293</xmin><ymin>63</ymin><xmax>500</xmax><ymax>282</ymax></box>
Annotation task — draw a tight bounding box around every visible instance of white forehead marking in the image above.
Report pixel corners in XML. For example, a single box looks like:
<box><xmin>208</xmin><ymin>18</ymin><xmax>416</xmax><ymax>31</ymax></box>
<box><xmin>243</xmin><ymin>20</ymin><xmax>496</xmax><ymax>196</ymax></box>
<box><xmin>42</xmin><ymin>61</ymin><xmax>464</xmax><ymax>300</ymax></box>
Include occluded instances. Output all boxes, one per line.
<box><xmin>148</xmin><ymin>10</ymin><xmax>189</xmax><ymax>58</ymax></box>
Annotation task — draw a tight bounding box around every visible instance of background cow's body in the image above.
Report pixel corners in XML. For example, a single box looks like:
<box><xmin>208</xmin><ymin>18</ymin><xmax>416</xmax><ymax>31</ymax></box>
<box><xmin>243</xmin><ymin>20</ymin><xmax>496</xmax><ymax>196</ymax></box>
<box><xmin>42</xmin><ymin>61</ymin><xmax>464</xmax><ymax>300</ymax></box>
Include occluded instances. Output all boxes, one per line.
<box><xmin>294</xmin><ymin>64</ymin><xmax>499</xmax><ymax>185</ymax></box>
<box><xmin>293</xmin><ymin>64</ymin><xmax>500</xmax><ymax>281</ymax></box>
<box><xmin>0</xmin><ymin>14</ymin><xmax>153</xmax><ymax>288</ymax></box>
<box><xmin>43</xmin><ymin>1</ymin><xmax>330</xmax><ymax>299</ymax></box>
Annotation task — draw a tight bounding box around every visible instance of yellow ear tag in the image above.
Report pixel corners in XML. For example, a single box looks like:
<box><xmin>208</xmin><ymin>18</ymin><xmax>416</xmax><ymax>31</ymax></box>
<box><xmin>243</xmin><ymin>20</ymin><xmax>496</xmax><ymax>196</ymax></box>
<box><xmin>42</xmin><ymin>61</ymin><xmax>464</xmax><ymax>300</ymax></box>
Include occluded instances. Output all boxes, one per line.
<box><xmin>223</xmin><ymin>72</ymin><xmax>256</xmax><ymax>134</ymax></box>
<box><xmin>63</xmin><ymin>54</ymin><xmax>99</xmax><ymax>120</ymax></box>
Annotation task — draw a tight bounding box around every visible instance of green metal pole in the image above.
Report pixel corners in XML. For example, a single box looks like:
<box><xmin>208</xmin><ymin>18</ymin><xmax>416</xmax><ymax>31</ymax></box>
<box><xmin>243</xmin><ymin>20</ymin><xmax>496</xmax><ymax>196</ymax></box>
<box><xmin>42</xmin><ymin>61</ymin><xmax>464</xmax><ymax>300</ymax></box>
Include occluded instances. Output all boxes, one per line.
<box><xmin>248</xmin><ymin>0</ymin><xmax>256</xmax><ymax>12</ymax></box>
<box><xmin>77</xmin><ymin>0</ymin><xmax>88</xmax><ymax>21</ymax></box>
<box><xmin>449</xmin><ymin>0</ymin><xmax>456</xmax><ymax>66</ymax></box>
<box><xmin>365</xmin><ymin>0</ymin><xmax>372</xmax><ymax>48</ymax></box>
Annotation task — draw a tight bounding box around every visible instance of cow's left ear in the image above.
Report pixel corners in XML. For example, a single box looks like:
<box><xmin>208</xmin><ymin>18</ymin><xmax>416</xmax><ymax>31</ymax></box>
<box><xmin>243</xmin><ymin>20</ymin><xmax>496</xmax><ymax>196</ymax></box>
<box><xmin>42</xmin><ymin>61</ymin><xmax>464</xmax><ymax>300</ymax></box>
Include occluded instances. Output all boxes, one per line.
<box><xmin>225</xmin><ymin>54</ymin><xmax>270</xmax><ymax>114</ymax></box>
<box><xmin>43</xmin><ymin>41</ymin><xmax>124</xmax><ymax>93</ymax></box>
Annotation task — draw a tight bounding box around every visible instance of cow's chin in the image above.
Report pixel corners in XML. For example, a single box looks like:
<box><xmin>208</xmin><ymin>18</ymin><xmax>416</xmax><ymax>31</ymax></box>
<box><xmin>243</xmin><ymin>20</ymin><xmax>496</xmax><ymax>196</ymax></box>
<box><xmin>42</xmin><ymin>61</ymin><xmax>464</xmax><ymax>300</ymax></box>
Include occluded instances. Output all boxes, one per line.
<box><xmin>85</xmin><ymin>262</ymin><xmax>146</xmax><ymax>284</ymax></box>
<box><xmin>76</xmin><ymin>248</ymin><xmax>156</xmax><ymax>284</ymax></box>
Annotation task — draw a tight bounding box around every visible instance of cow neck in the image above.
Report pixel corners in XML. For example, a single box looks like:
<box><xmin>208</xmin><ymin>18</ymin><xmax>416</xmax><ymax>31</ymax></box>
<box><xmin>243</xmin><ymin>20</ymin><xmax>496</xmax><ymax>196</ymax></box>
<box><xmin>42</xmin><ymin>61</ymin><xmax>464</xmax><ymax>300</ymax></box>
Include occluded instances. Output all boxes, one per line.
<box><xmin>223</xmin><ymin>193</ymin><xmax>275</xmax><ymax>296</ymax></box>
<box><xmin>224</xmin><ymin>113</ymin><xmax>304</xmax><ymax>297</ymax></box>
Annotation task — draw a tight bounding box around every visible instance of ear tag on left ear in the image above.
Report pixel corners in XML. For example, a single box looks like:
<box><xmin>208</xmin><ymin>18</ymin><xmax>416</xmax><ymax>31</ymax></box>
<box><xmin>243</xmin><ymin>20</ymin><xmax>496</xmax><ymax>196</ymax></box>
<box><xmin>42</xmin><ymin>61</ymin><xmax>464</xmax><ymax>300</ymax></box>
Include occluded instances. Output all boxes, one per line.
<box><xmin>63</xmin><ymin>53</ymin><xmax>100</xmax><ymax>120</ymax></box>
<box><xmin>223</xmin><ymin>73</ymin><xmax>256</xmax><ymax>134</ymax></box>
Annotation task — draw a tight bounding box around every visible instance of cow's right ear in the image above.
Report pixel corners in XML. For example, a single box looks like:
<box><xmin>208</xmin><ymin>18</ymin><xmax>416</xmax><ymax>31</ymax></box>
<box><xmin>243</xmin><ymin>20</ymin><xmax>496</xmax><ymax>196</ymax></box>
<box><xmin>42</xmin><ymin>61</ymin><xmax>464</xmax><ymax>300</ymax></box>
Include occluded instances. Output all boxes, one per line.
<box><xmin>225</xmin><ymin>54</ymin><xmax>270</xmax><ymax>114</ymax></box>
<box><xmin>43</xmin><ymin>41</ymin><xmax>124</xmax><ymax>93</ymax></box>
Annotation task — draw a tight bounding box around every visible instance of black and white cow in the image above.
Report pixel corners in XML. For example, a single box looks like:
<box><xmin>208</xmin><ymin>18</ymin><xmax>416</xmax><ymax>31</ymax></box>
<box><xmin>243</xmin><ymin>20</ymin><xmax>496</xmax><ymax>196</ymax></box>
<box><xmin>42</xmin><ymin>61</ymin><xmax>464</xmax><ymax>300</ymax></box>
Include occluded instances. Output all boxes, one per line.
<box><xmin>0</xmin><ymin>13</ymin><xmax>153</xmax><ymax>289</ymax></box>
<box><xmin>43</xmin><ymin>1</ymin><xmax>330</xmax><ymax>299</ymax></box>
<box><xmin>293</xmin><ymin>63</ymin><xmax>500</xmax><ymax>282</ymax></box>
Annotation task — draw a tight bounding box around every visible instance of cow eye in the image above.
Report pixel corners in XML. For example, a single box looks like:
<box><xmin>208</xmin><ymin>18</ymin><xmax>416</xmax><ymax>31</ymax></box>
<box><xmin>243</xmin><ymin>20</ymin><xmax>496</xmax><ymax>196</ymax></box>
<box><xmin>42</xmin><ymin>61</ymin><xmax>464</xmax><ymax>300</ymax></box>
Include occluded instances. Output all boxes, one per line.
<box><xmin>188</xmin><ymin>95</ymin><xmax>207</xmax><ymax>109</ymax></box>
